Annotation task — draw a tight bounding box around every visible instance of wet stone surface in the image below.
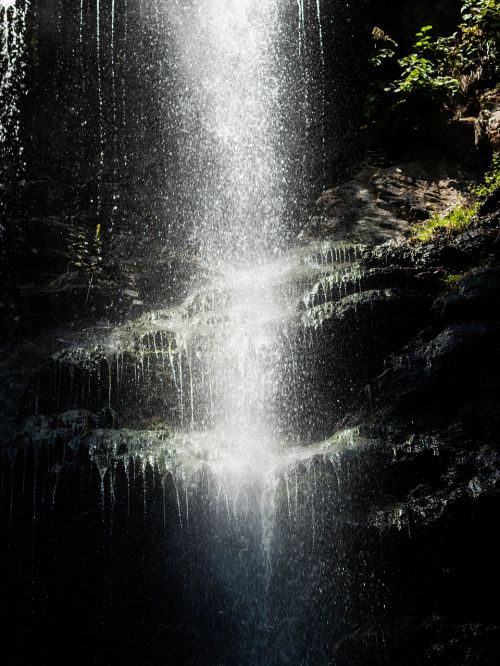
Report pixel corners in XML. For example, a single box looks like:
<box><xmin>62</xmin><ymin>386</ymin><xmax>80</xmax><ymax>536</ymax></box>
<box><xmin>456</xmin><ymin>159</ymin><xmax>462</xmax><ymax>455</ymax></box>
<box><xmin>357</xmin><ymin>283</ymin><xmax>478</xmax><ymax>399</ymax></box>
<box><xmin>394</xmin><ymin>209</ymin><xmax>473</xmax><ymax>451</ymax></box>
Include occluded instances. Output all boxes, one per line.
<box><xmin>2</xmin><ymin>211</ymin><xmax>500</xmax><ymax>664</ymax></box>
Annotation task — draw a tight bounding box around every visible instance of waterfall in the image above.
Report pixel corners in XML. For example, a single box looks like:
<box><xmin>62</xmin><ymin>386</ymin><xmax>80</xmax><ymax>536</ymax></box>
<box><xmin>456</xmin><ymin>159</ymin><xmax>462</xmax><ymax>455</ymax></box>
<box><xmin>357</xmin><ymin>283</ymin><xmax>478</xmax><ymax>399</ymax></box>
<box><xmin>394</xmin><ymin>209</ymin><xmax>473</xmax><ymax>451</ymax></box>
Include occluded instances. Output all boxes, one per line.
<box><xmin>0</xmin><ymin>0</ymin><xmax>29</xmax><ymax>169</ymax></box>
<box><xmin>152</xmin><ymin>1</ymin><xmax>293</xmax><ymax>536</ymax></box>
<box><xmin>0</xmin><ymin>2</ymin><xmax>369</xmax><ymax>664</ymax></box>
<box><xmin>164</xmin><ymin>0</ymin><xmax>285</xmax><ymax>266</ymax></box>
<box><xmin>5</xmin><ymin>3</ymin><xmax>492</xmax><ymax>665</ymax></box>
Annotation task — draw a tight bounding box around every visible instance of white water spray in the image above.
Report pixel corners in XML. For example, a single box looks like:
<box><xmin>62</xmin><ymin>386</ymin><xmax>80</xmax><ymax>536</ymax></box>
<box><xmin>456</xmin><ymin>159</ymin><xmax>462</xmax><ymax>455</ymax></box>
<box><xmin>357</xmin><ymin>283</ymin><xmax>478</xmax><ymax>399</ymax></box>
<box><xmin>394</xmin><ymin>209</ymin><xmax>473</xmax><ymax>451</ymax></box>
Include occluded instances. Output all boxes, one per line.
<box><xmin>165</xmin><ymin>0</ymin><xmax>285</xmax><ymax>266</ymax></box>
<box><xmin>96</xmin><ymin>0</ymin><xmax>104</xmax><ymax>216</ymax></box>
<box><xmin>0</xmin><ymin>0</ymin><xmax>29</xmax><ymax>165</ymax></box>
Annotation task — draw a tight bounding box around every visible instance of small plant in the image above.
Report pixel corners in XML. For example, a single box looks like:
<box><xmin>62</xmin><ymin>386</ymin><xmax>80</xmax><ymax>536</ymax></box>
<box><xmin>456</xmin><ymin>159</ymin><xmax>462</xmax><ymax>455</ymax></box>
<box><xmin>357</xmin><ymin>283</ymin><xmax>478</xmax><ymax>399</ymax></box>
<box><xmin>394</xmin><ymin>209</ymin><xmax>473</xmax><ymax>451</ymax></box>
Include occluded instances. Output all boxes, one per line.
<box><xmin>364</xmin><ymin>27</ymin><xmax>398</xmax><ymax>118</ymax></box>
<box><xmin>462</xmin><ymin>0</ymin><xmax>500</xmax><ymax>33</ymax></box>
<box><xmin>90</xmin><ymin>223</ymin><xmax>103</xmax><ymax>274</ymax></box>
<box><xmin>369</xmin><ymin>27</ymin><xmax>397</xmax><ymax>68</ymax></box>
<box><xmin>442</xmin><ymin>272</ymin><xmax>462</xmax><ymax>289</ymax></box>
<box><xmin>412</xmin><ymin>205</ymin><xmax>477</xmax><ymax>242</ymax></box>
<box><xmin>68</xmin><ymin>222</ymin><xmax>103</xmax><ymax>277</ymax></box>
<box><xmin>68</xmin><ymin>227</ymin><xmax>90</xmax><ymax>271</ymax></box>
<box><xmin>470</xmin><ymin>151</ymin><xmax>500</xmax><ymax>199</ymax></box>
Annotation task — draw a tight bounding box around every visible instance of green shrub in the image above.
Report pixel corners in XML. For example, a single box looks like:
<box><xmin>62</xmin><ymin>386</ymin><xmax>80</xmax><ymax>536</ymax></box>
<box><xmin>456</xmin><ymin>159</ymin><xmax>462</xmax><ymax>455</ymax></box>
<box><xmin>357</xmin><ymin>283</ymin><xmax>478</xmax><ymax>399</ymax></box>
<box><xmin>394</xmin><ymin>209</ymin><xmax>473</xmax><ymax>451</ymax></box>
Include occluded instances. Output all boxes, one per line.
<box><xmin>368</xmin><ymin>0</ymin><xmax>500</xmax><ymax>113</ymax></box>
<box><xmin>392</xmin><ymin>26</ymin><xmax>460</xmax><ymax>103</ymax></box>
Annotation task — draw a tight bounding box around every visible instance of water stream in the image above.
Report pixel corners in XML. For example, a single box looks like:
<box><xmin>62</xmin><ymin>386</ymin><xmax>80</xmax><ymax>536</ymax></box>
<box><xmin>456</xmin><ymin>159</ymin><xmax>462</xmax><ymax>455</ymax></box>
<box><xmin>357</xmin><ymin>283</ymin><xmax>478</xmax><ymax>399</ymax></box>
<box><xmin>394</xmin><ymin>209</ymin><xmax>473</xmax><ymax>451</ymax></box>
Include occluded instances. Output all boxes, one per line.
<box><xmin>0</xmin><ymin>0</ymin><xmax>29</xmax><ymax>171</ymax></box>
<box><xmin>137</xmin><ymin>0</ymin><xmax>328</xmax><ymax>600</ymax></box>
<box><xmin>0</xmin><ymin>2</ymin><xmax>381</xmax><ymax>664</ymax></box>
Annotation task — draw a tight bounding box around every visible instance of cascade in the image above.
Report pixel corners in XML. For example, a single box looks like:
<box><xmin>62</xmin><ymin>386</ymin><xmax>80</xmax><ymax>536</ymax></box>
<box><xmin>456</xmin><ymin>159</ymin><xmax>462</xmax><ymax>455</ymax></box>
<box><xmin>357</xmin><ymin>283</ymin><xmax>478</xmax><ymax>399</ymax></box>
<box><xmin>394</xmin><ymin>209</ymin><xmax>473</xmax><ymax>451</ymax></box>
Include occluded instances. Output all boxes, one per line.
<box><xmin>0</xmin><ymin>0</ymin><xmax>29</xmax><ymax>169</ymax></box>
<box><xmin>0</xmin><ymin>2</ymin><xmax>394</xmax><ymax>665</ymax></box>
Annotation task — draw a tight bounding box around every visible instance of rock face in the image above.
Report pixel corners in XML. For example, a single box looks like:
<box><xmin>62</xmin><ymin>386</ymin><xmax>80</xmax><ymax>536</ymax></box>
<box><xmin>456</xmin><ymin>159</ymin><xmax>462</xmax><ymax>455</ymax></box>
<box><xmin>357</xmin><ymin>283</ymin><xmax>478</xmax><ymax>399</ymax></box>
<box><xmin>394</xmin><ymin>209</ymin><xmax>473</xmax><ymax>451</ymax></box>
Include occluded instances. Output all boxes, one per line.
<box><xmin>0</xmin><ymin>199</ymin><xmax>201</xmax><ymax>342</ymax></box>
<box><xmin>334</xmin><ymin>212</ymin><xmax>500</xmax><ymax>664</ymax></box>
<box><xmin>312</xmin><ymin>161</ymin><xmax>472</xmax><ymax>244</ymax></box>
<box><xmin>439</xmin><ymin>89</ymin><xmax>500</xmax><ymax>162</ymax></box>
<box><xmin>479</xmin><ymin>89</ymin><xmax>500</xmax><ymax>152</ymax></box>
<box><xmin>1</xmin><ymin>195</ymin><xmax>499</xmax><ymax>665</ymax></box>
<box><xmin>274</xmin><ymin>200</ymin><xmax>500</xmax><ymax>665</ymax></box>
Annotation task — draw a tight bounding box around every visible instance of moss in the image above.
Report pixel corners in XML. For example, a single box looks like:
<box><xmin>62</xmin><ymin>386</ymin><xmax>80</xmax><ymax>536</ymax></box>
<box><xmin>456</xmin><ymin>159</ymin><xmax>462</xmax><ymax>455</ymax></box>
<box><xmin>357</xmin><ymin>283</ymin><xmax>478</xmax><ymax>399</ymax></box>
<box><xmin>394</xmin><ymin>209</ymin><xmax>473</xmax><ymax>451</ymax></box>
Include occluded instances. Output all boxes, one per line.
<box><xmin>411</xmin><ymin>205</ymin><xmax>477</xmax><ymax>242</ymax></box>
<box><xmin>442</xmin><ymin>272</ymin><xmax>462</xmax><ymax>289</ymax></box>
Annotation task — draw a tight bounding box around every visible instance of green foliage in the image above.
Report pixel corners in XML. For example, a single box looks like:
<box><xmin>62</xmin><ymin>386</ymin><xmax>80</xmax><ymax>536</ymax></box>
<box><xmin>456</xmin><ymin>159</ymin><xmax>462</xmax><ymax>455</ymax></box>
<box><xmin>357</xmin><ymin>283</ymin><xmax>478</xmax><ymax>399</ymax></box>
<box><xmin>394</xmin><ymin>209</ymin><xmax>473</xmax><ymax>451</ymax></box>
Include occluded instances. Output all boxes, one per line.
<box><xmin>443</xmin><ymin>0</ymin><xmax>500</xmax><ymax>88</ymax></box>
<box><xmin>91</xmin><ymin>223</ymin><xmax>103</xmax><ymax>273</ymax></box>
<box><xmin>411</xmin><ymin>205</ymin><xmax>476</xmax><ymax>242</ymax></box>
<box><xmin>470</xmin><ymin>151</ymin><xmax>500</xmax><ymax>199</ymax></box>
<box><xmin>462</xmin><ymin>0</ymin><xmax>500</xmax><ymax>32</ymax></box>
<box><xmin>368</xmin><ymin>0</ymin><xmax>500</xmax><ymax>113</ymax></box>
<box><xmin>68</xmin><ymin>227</ymin><xmax>90</xmax><ymax>270</ymax></box>
<box><xmin>365</xmin><ymin>27</ymin><xmax>398</xmax><ymax>115</ymax></box>
<box><xmin>392</xmin><ymin>26</ymin><xmax>460</xmax><ymax>103</ymax></box>
<box><xmin>442</xmin><ymin>272</ymin><xmax>462</xmax><ymax>289</ymax></box>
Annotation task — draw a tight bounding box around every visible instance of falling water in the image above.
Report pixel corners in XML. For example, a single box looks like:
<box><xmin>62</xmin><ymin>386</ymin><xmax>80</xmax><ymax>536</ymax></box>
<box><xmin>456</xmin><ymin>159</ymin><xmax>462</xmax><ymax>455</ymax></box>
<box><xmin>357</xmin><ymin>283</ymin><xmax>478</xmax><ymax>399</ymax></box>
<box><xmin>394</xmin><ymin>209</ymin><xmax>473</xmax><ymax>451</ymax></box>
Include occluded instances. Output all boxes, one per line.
<box><xmin>0</xmin><ymin>2</ymin><xmax>371</xmax><ymax>664</ymax></box>
<box><xmin>149</xmin><ymin>2</ymin><xmax>301</xmax><ymax>560</ymax></box>
<box><xmin>315</xmin><ymin>0</ymin><xmax>326</xmax><ymax>175</ymax></box>
<box><xmin>96</xmin><ymin>0</ymin><xmax>104</xmax><ymax>215</ymax></box>
<box><xmin>164</xmin><ymin>0</ymin><xmax>286</xmax><ymax>265</ymax></box>
<box><xmin>79</xmin><ymin>0</ymin><xmax>84</xmax><ymax>44</ymax></box>
<box><xmin>315</xmin><ymin>0</ymin><xmax>325</xmax><ymax>65</ymax></box>
<box><xmin>297</xmin><ymin>0</ymin><xmax>305</xmax><ymax>56</ymax></box>
<box><xmin>0</xmin><ymin>0</ymin><xmax>29</xmax><ymax>168</ymax></box>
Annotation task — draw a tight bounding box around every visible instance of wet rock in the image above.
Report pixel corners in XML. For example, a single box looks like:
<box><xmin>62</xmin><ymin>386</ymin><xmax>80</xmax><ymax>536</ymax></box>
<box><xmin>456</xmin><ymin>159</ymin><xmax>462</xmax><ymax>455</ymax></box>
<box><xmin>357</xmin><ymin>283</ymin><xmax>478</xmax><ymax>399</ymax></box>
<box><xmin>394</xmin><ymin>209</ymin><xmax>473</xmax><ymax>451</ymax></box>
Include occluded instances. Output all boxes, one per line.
<box><xmin>293</xmin><ymin>287</ymin><xmax>431</xmax><ymax>442</ymax></box>
<box><xmin>441</xmin><ymin>117</ymin><xmax>481</xmax><ymax>164</ymax></box>
<box><xmin>478</xmin><ymin>186</ymin><xmax>500</xmax><ymax>216</ymax></box>
<box><xmin>1</xmin><ymin>162</ymin><xmax>498</xmax><ymax>666</ymax></box>
<box><xmin>362</xmin><ymin>213</ymin><xmax>500</xmax><ymax>274</ymax></box>
<box><xmin>332</xmin><ymin>616</ymin><xmax>500</xmax><ymax>666</ymax></box>
<box><xmin>327</xmin><ymin>200</ymin><xmax>500</xmax><ymax>665</ymax></box>
<box><xmin>478</xmin><ymin>88</ymin><xmax>500</xmax><ymax>152</ymax></box>
<box><xmin>337</xmin><ymin>192</ymin><xmax>500</xmax><ymax>446</ymax></box>
<box><xmin>433</xmin><ymin>266</ymin><xmax>500</xmax><ymax>324</ymax></box>
<box><xmin>348</xmin><ymin>318</ymin><xmax>500</xmax><ymax>436</ymax></box>
<box><xmin>408</xmin><ymin>482</ymin><xmax>433</xmax><ymax>498</ymax></box>
<box><xmin>0</xmin><ymin>180</ymin><xmax>50</xmax><ymax>216</ymax></box>
<box><xmin>313</xmin><ymin>161</ymin><xmax>472</xmax><ymax>244</ymax></box>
